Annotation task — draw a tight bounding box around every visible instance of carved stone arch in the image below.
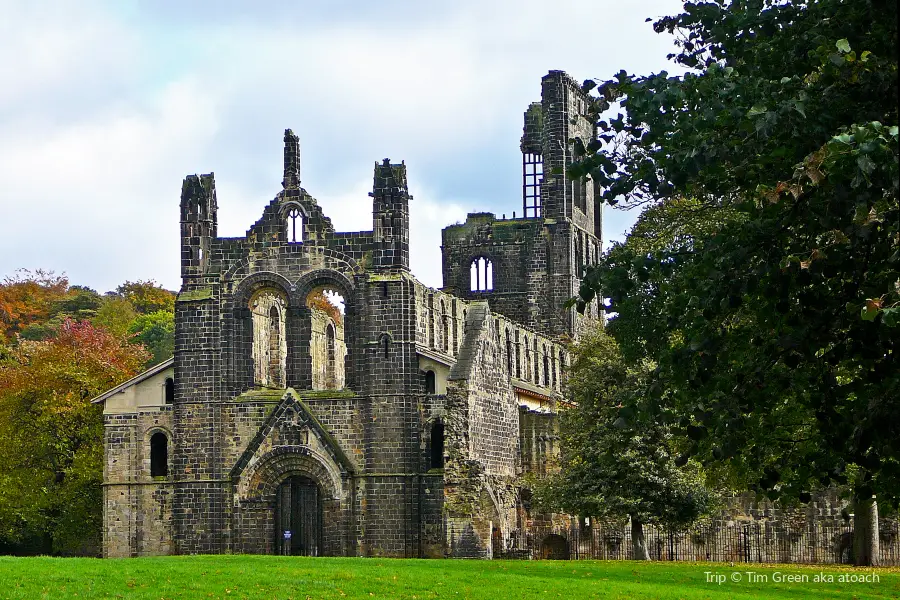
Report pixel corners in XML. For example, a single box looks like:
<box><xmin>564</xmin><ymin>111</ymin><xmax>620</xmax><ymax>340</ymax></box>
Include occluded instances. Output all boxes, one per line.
<box><xmin>292</xmin><ymin>268</ymin><xmax>355</xmax><ymax>307</ymax></box>
<box><xmin>279</xmin><ymin>199</ymin><xmax>309</xmax><ymax>219</ymax></box>
<box><xmin>231</xmin><ymin>271</ymin><xmax>295</xmax><ymax>310</ymax></box>
<box><xmin>293</xmin><ymin>269</ymin><xmax>356</xmax><ymax>390</ymax></box>
<box><xmin>238</xmin><ymin>446</ymin><xmax>344</xmax><ymax>504</ymax></box>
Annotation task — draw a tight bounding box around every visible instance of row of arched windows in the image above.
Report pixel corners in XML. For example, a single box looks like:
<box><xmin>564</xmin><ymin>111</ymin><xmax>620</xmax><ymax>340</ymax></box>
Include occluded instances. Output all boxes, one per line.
<box><xmin>249</xmin><ymin>287</ymin><xmax>347</xmax><ymax>391</ymax></box>
<box><xmin>502</xmin><ymin>327</ymin><xmax>566</xmax><ymax>391</ymax></box>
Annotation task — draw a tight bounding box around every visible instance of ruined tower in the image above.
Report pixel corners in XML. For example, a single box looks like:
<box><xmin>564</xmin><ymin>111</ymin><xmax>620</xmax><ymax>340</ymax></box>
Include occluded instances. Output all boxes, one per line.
<box><xmin>441</xmin><ymin>70</ymin><xmax>602</xmax><ymax>338</ymax></box>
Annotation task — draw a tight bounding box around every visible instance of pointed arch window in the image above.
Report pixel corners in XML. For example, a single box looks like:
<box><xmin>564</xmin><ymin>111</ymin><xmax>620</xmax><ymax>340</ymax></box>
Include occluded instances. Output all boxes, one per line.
<box><xmin>542</xmin><ymin>346</ymin><xmax>549</xmax><ymax>387</ymax></box>
<box><xmin>325</xmin><ymin>323</ymin><xmax>336</xmax><ymax>389</ymax></box>
<box><xmin>425</xmin><ymin>370</ymin><xmax>436</xmax><ymax>394</ymax></box>
<box><xmin>469</xmin><ymin>257</ymin><xmax>494</xmax><ymax>292</ymax></box>
<box><xmin>286</xmin><ymin>206</ymin><xmax>304</xmax><ymax>243</ymax></box>
<box><xmin>505</xmin><ymin>330</ymin><xmax>513</xmax><ymax>376</ymax></box>
<box><xmin>251</xmin><ymin>289</ymin><xmax>287</xmax><ymax>388</ymax></box>
<box><xmin>150</xmin><ymin>432</ymin><xmax>168</xmax><ymax>477</ymax></box>
<box><xmin>440</xmin><ymin>300</ymin><xmax>449</xmax><ymax>353</ymax></box>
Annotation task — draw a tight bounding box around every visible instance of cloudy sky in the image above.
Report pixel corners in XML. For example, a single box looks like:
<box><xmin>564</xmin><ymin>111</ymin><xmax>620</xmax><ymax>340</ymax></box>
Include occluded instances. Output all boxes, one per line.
<box><xmin>0</xmin><ymin>0</ymin><xmax>684</xmax><ymax>293</ymax></box>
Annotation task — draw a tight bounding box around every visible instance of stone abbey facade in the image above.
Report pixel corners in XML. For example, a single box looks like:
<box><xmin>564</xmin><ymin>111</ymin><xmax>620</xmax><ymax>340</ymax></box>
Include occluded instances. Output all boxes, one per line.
<box><xmin>95</xmin><ymin>70</ymin><xmax>603</xmax><ymax>558</ymax></box>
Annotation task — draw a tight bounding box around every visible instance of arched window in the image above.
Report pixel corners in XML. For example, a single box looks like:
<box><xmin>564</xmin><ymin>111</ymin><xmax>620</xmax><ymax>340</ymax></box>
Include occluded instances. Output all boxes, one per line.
<box><xmin>515</xmin><ymin>332</ymin><xmax>521</xmax><ymax>378</ymax></box>
<box><xmin>425</xmin><ymin>370</ymin><xmax>436</xmax><ymax>394</ymax></box>
<box><xmin>543</xmin><ymin>346</ymin><xmax>549</xmax><ymax>386</ymax></box>
<box><xmin>268</xmin><ymin>305</ymin><xmax>283</xmax><ymax>386</ymax></box>
<box><xmin>325</xmin><ymin>323</ymin><xmax>336</xmax><ymax>389</ymax></box>
<box><xmin>469</xmin><ymin>257</ymin><xmax>493</xmax><ymax>292</ymax></box>
<box><xmin>164</xmin><ymin>377</ymin><xmax>174</xmax><ymax>405</ymax></box>
<box><xmin>534</xmin><ymin>338</ymin><xmax>540</xmax><ymax>383</ymax></box>
<box><xmin>505</xmin><ymin>329</ymin><xmax>513</xmax><ymax>375</ymax></box>
<box><xmin>440</xmin><ymin>300</ymin><xmax>448</xmax><ymax>353</ymax></box>
<box><xmin>382</xmin><ymin>334</ymin><xmax>390</xmax><ymax>358</ymax></box>
<box><xmin>286</xmin><ymin>206</ymin><xmax>304</xmax><ymax>243</ymax></box>
<box><xmin>150</xmin><ymin>432</ymin><xmax>168</xmax><ymax>477</ymax></box>
<box><xmin>524</xmin><ymin>335</ymin><xmax>531</xmax><ymax>382</ymax></box>
<box><xmin>251</xmin><ymin>289</ymin><xmax>287</xmax><ymax>388</ymax></box>
<box><xmin>430</xmin><ymin>421</ymin><xmax>444</xmax><ymax>470</ymax></box>
<box><xmin>307</xmin><ymin>287</ymin><xmax>346</xmax><ymax>391</ymax></box>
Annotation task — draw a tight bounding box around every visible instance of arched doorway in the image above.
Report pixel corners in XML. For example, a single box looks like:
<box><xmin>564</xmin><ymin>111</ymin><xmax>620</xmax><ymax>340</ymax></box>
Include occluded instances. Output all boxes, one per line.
<box><xmin>274</xmin><ymin>476</ymin><xmax>323</xmax><ymax>556</ymax></box>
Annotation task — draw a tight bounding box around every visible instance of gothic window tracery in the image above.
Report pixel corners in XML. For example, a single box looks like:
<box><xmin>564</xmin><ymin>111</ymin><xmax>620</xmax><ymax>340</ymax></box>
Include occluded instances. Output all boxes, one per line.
<box><xmin>285</xmin><ymin>206</ymin><xmax>304</xmax><ymax>243</ymax></box>
<box><xmin>469</xmin><ymin>257</ymin><xmax>493</xmax><ymax>292</ymax></box>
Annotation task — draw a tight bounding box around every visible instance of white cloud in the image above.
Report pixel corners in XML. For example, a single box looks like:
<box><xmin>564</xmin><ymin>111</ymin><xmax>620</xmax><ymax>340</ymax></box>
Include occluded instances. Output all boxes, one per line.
<box><xmin>0</xmin><ymin>0</ymin><xmax>685</xmax><ymax>292</ymax></box>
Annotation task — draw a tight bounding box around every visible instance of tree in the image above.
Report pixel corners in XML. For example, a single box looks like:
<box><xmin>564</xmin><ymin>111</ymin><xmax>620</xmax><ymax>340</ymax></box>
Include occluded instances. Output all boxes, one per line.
<box><xmin>534</xmin><ymin>328</ymin><xmax>715</xmax><ymax>560</ymax></box>
<box><xmin>0</xmin><ymin>270</ymin><xmax>69</xmax><ymax>344</ymax></box>
<box><xmin>115</xmin><ymin>280</ymin><xmax>175</xmax><ymax>315</ymax></box>
<box><xmin>0</xmin><ymin>320</ymin><xmax>148</xmax><ymax>554</ymax></box>
<box><xmin>91</xmin><ymin>296</ymin><xmax>138</xmax><ymax>339</ymax></box>
<box><xmin>571</xmin><ymin>0</ymin><xmax>898</xmax><ymax>565</ymax></box>
<box><xmin>128</xmin><ymin>309</ymin><xmax>175</xmax><ymax>367</ymax></box>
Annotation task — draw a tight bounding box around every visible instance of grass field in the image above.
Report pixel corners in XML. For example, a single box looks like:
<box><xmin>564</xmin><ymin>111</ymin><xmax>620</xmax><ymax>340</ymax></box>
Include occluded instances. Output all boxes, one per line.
<box><xmin>0</xmin><ymin>555</ymin><xmax>897</xmax><ymax>600</ymax></box>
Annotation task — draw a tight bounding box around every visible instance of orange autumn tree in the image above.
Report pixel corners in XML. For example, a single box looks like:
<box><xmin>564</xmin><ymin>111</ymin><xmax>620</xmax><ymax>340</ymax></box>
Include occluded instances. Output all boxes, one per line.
<box><xmin>0</xmin><ymin>270</ymin><xmax>69</xmax><ymax>344</ymax></box>
<box><xmin>0</xmin><ymin>319</ymin><xmax>148</xmax><ymax>555</ymax></box>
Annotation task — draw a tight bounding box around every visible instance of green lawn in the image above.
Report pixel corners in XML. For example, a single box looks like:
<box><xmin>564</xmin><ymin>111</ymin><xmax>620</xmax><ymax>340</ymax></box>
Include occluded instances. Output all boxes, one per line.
<box><xmin>0</xmin><ymin>555</ymin><xmax>897</xmax><ymax>600</ymax></box>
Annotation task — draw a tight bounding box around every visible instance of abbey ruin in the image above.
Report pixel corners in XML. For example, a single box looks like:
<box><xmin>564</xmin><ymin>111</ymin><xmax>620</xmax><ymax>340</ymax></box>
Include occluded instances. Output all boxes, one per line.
<box><xmin>95</xmin><ymin>70</ymin><xmax>602</xmax><ymax>558</ymax></box>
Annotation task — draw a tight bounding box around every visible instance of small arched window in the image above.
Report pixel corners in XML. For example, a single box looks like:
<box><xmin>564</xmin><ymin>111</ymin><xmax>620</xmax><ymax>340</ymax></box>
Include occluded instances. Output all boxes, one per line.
<box><xmin>440</xmin><ymin>300</ymin><xmax>448</xmax><ymax>353</ymax></box>
<box><xmin>469</xmin><ymin>257</ymin><xmax>494</xmax><ymax>292</ymax></box>
<box><xmin>524</xmin><ymin>336</ymin><xmax>531</xmax><ymax>382</ymax></box>
<box><xmin>430</xmin><ymin>421</ymin><xmax>444</xmax><ymax>470</ymax></box>
<box><xmin>286</xmin><ymin>206</ymin><xmax>304</xmax><ymax>243</ymax></box>
<box><xmin>505</xmin><ymin>330</ymin><xmax>513</xmax><ymax>376</ymax></box>
<box><xmin>164</xmin><ymin>377</ymin><xmax>174</xmax><ymax>405</ymax></box>
<box><xmin>425</xmin><ymin>370</ymin><xmax>436</xmax><ymax>394</ymax></box>
<box><xmin>325</xmin><ymin>323</ymin><xmax>336</xmax><ymax>389</ymax></box>
<box><xmin>150</xmin><ymin>432</ymin><xmax>168</xmax><ymax>477</ymax></box>
<box><xmin>382</xmin><ymin>334</ymin><xmax>390</xmax><ymax>358</ymax></box>
<box><xmin>543</xmin><ymin>347</ymin><xmax>549</xmax><ymax>387</ymax></box>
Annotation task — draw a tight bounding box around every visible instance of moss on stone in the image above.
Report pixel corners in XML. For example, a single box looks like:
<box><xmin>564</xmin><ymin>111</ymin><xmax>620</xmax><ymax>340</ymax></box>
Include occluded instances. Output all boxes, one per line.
<box><xmin>177</xmin><ymin>287</ymin><xmax>213</xmax><ymax>302</ymax></box>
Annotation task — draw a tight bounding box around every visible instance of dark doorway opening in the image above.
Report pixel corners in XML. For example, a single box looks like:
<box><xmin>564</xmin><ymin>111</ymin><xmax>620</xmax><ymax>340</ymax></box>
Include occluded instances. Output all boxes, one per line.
<box><xmin>274</xmin><ymin>476</ymin><xmax>323</xmax><ymax>556</ymax></box>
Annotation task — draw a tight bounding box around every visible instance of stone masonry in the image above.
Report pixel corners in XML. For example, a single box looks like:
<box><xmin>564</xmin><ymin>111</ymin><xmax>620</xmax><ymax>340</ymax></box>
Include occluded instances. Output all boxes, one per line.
<box><xmin>98</xmin><ymin>70</ymin><xmax>595</xmax><ymax>558</ymax></box>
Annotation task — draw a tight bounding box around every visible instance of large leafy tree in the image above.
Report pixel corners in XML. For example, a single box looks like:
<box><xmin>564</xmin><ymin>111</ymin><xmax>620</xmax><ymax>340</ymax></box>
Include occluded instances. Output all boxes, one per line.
<box><xmin>571</xmin><ymin>0</ymin><xmax>898</xmax><ymax>565</ymax></box>
<box><xmin>535</xmin><ymin>328</ymin><xmax>714</xmax><ymax>560</ymax></box>
<box><xmin>0</xmin><ymin>320</ymin><xmax>148</xmax><ymax>554</ymax></box>
<box><xmin>128</xmin><ymin>309</ymin><xmax>175</xmax><ymax>367</ymax></box>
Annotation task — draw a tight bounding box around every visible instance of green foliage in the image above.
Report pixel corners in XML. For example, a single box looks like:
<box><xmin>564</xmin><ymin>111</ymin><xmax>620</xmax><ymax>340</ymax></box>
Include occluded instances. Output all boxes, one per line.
<box><xmin>573</xmin><ymin>0</ymin><xmax>899</xmax><ymax>513</ymax></box>
<box><xmin>91</xmin><ymin>296</ymin><xmax>138</xmax><ymax>339</ymax></box>
<box><xmin>127</xmin><ymin>310</ymin><xmax>175</xmax><ymax>367</ymax></box>
<box><xmin>0</xmin><ymin>320</ymin><xmax>148</xmax><ymax>555</ymax></box>
<box><xmin>115</xmin><ymin>280</ymin><xmax>175</xmax><ymax>315</ymax></box>
<box><xmin>534</xmin><ymin>328</ymin><xmax>715</xmax><ymax>530</ymax></box>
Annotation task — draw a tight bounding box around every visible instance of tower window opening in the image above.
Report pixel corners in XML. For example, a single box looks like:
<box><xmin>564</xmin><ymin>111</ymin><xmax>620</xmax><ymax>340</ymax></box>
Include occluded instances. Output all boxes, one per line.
<box><xmin>523</xmin><ymin>152</ymin><xmax>543</xmax><ymax>218</ymax></box>
<box><xmin>164</xmin><ymin>377</ymin><xmax>174</xmax><ymax>405</ymax></box>
<box><xmin>469</xmin><ymin>257</ymin><xmax>494</xmax><ymax>292</ymax></box>
<box><xmin>425</xmin><ymin>370</ymin><xmax>436</xmax><ymax>394</ymax></box>
<box><xmin>382</xmin><ymin>334</ymin><xmax>390</xmax><ymax>358</ymax></box>
<box><xmin>286</xmin><ymin>206</ymin><xmax>304</xmax><ymax>243</ymax></box>
<box><xmin>429</xmin><ymin>420</ymin><xmax>445</xmax><ymax>470</ymax></box>
<box><xmin>150</xmin><ymin>432</ymin><xmax>168</xmax><ymax>477</ymax></box>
